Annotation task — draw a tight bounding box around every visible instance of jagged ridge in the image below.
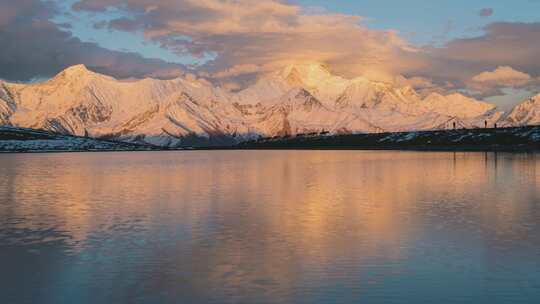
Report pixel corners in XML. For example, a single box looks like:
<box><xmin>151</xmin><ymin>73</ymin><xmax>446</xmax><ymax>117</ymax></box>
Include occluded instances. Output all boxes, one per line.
<box><xmin>1</xmin><ymin>63</ymin><xmax>534</xmax><ymax>147</ymax></box>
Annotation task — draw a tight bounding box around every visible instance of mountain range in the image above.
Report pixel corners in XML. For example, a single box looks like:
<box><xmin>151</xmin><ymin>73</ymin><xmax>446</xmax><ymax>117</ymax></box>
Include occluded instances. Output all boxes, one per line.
<box><xmin>0</xmin><ymin>62</ymin><xmax>538</xmax><ymax>147</ymax></box>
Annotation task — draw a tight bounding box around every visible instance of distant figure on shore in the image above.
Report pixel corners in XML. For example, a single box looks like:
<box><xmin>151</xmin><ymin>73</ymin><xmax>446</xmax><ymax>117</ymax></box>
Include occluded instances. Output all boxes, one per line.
<box><xmin>453</xmin><ymin>122</ymin><xmax>456</xmax><ymax>130</ymax></box>
<box><xmin>494</xmin><ymin>123</ymin><xmax>498</xmax><ymax>129</ymax></box>
<box><xmin>485</xmin><ymin>120</ymin><xmax>488</xmax><ymax>128</ymax></box>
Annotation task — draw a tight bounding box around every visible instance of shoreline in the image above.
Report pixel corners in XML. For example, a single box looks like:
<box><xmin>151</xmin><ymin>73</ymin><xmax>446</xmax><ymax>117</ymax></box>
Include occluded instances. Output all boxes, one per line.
<box><xmin>2</xmin><ymin>125</ymin><xmax>540</xmax><ymax>154</ymax></box>
<box><xmin>226</xmin><ymin>126</ymin><xmax>540</xmax><ymax>153</ymax></box>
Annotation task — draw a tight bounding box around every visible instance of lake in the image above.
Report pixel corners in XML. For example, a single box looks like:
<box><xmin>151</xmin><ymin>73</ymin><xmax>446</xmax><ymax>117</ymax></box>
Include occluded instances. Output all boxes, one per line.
<box><xmin>1</xmin><ymin>151</ymin><xmax>539</xmax><ymax>303</ymax></box>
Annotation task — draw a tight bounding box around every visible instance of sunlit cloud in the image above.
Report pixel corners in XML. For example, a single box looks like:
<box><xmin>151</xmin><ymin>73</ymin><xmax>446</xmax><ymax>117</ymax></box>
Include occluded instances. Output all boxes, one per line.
<box><xmin>69</xmin><ymin>1</ymin><xmax>540</xmax><ymax>99</ymax></box>
<box><xmin>409</xmin><ymin>22</ymin><xmax>540</xmax><ymax>98</ymax></box>
<box><xmin>0</xmin><ymin>0</ymin><xmax>539</xmax><ymax>105</ymax></box>
<box><xmin>212</xmin><ymin>64</ymin><xmax>262</xmax><ymax>78</ymax></box>
<box><xmin>71</xmin><ymin>0</ymin><xmax>418</xmax><ymax>83</ymax></box>
<box><xmin>466</xmin><ymin>66</ymin><xmax>534</xmax><ymax>98</ymax></box>
<box><xmin>472</xmin><ymin>66</ymin><xmax>531</xmax><ymax>87</ymax></box>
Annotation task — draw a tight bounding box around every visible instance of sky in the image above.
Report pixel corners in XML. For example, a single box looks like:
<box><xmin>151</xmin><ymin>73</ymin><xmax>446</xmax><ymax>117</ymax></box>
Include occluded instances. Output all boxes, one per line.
<box><xmin>297</xmin><ymin>0</ymin><xmax>540</xmax><ymax>45</ymax></box>
<box><xmin>1</xmin><ymin>0</ymin><xmax>539</xmax><ymax>108</ymax></box>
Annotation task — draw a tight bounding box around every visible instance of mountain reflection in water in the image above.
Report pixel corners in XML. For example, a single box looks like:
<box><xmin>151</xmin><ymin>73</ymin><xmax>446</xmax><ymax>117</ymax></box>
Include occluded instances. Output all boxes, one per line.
<box><xmin>1</xmin><ymin>151</ymin><xmax>539</xmax><ymax>303</ymax></box>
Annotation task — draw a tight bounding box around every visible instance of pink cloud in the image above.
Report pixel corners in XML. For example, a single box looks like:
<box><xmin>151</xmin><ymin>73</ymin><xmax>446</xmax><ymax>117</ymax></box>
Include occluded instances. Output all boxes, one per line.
<box><xmin>472</xmin><ymin>66</ymin><xmax>531</xmax><ymax>86</ymax></box>
<box><xmin>72</xmin><ymin>0</ymin><xmax>417</xmax><ymax>83</ymax></box>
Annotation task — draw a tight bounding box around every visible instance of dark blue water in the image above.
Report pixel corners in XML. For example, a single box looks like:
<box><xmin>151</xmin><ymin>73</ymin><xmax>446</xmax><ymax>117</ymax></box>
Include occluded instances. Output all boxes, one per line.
<box><xmin>0</xmin><ymin>151</ymin><xmax>539</xmax><ymax>303</ymax></box>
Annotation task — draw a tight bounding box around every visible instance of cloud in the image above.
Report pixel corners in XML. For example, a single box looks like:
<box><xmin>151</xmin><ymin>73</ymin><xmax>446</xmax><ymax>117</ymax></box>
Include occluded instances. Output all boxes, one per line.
<box><xmin>2</xmin><ymin>0</ymin><xmax>539</xmax><ymax>106</ymax></box>
<box><xmin>393</xmin><ymin>75</ymin><xmax>437</xmax><ymax>92</ymax></box>
<box><xmin>220</xmin><ymin>82</ymin><xmax>242</xmax><ymax>92</ymax></box>
<box><xmin>71</xmin><ymin>1</ymin><xmax>540</xmax><ymax>98</ymax></box>
<box><xmin>392</xmin><ymin>75</ymin><xmax>459</xmax><ymax>97</ymax></box>
<box><xmin>472</xmin><ymin>66</ymin><xmax>531</xmax><ymax>86</ymax></box>
<box><xmin>71</xmin><ymin>0</ymin><xmax>417</xmax><ymax>83</ymax></box>
<box><xmin>407</xmin><ymin>22</ymin><xmax>540</xmax><ymax>97</ymax></box>
<box><xmin>479</xmin><ymin>8</ymin><xmax>494</xmax><ymax>17</ymax></box>
<box><xmin>212</xmin><ymin>64</ymin><xmax>261</xmax><ymax>78</ymax></box>
<box><xmin>467</xmin><ymin>66</ymin><xmax>535</xmax><ymax>97</ymax></box>
<box><xmin>430</xmin><ymin>22</ymin><xmax>540</xmax><ymax>73</ymax></box>
<box><xmin>395</xmin><ymin>76</ymin><xmax>436</xmax><ymax>89</ymax></box>
<box><xmin>0</xmin><ymin>0</ymin><xmax>184</xmax><ymax>81</ymax></box>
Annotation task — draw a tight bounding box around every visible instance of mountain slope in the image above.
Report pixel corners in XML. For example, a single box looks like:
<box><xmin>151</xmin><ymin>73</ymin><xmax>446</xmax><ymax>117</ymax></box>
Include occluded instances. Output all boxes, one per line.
<box><xmin>3</xmin><ymin>65</ymin><xmax>250</xmax><ymax>146</ymax></box>
<box><xmin>105</xmin><ymin>92</ymin><xmax>250</xmax><ymax>146</ymax></box>
<box><xmin>505</xmin><ymin>93</ymin><xmax>540</xmax><ymax>126</ymax></box>
<box><xmin>0</xmin><ymin>63</ymin><xmax>505</xmax><ymax>147</ymax></box>
<box><xmin>423</xmin><ymin>93</ymin><xmax>496</xmax><ymax>118</ymax></box>
<box><xmin>0</xmin><ymin>82</ymin><xmax>16</xmax><ymax>125</ymax></box>
<box><xmin>249</xmin><ymin>88</ymin><xmax>380</xmax><ymax>136</ymax></box>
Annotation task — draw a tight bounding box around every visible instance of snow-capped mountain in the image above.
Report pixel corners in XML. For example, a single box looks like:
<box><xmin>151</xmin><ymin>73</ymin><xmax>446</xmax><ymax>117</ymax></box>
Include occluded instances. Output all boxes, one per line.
<box><xmin>504</xmin><ymin>93</ymin><xmax>540</xmax><ymax>126</ymax></box>
<box><xmin>3</xmin><ymin>65</ymin><xmax>251</xmax><ymax>146</ymax></box>
<box><xmin>0</xmin><ymin>63</ymin><xmax>505</xmax><ymax>147</ymax></box>
<box><xmin>423</xmin><ymin>93</ymin><xmax>496</xmax><ymax>118</ymax></box>
<box><xmin>247</xmin><ymin>87</ymin><xmax>380</xmax><ymax>136</ymax></box>
<box><xmin>236</xmin><ymin>62</ymin><xmax>350</xmax><ymax>106</ymax></box>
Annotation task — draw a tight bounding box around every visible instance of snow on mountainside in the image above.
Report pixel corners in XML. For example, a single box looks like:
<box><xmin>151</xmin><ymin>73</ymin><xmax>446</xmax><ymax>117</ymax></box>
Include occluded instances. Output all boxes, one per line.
<box><xmin>505</xmin><ymin>93</ymin><xmax>540</xmax><ymax>126</ymax></box>
<box><xmin>424</xmin><ymin>93</ymin><xmax>496</xmax><ymax>118</ymax></box>
<box><xmin>278</xmin><ymin>63</ymin><xmax>352</xmax><ymax>104</ymax></box>
<box><xmin>105</xmin><ymin>91</ymin><xmax>250</xmax><ymax>147</ymax></box>
<box><xmin>237</xmin><ymin>62</ymin><xmax>352</xmax><ymax>106</ymax></box>
<box><xmin>249</xmin><ymin>88</ymin><xmax>379</xmax><ymax>136</ymax></box>
<box><xmin>0</xmin><ymin>63</ymin><xmax>504</xmax><ymax>147</ymax></box>
<box><xmin>0</xmin><ymin>81</ymin><xmax>16</xmax><ymax>125</ymax></box>
<box><xmin>4</xmin><ymin>65</ymin><xmax>248</xmax><ymax>145</ymax></box>
<box><xmin>255</xmin><ymin>62</ymin><xmax>497</xmax><ymax>121</ymax></box>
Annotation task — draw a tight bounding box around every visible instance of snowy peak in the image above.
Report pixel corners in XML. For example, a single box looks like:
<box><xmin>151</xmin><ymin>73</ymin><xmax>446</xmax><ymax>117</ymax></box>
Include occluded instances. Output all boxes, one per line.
<box><xmin>279</xmin><ymin>62</ymin><xmax>334</xmax><ymax>87</ymax></box>
<box><xmin>238</xmin><ymin>62</ymin><xmax>342</xmax><ymax>106</ymax></box>
<box><xmin>43</xmin><ymin>64</ymin><xmax>117</xmax><ymax>88</ymax></box>
<box><xmin>335</xmin><ymin>78</ymin><xmax>384</xmax><ymax>108</ymax></box>
<box><xmin>55</xmin><ymin>64</ymin><xmax>96</xmax><ymax>79</ymax></box>
<box><xmin>0</xmin><ymin>63</ymin><xmax>512</xmax><ymax>147</ymax></box>
<box><xmin>64</xmin><ymin>64</ymin><xmax>90</xmax><ymax>74</ymax></box>
<box><xmin>505</xmin><ymin>93</ymin><xmax>540</xmax><ymax>126</ymax></box>
<box><xmin>256</xmin><ymin>87</ymin><xmax>337</xmax><ymax>137</ymax></box>
<box><xmin>423</xmin><ymin>92</ymin><xmax>496</xmax><ymax>118</ymax></box>
<box><xmin>398</xmin><ymin>86</ymin><xmax>421</xmax><ymax>100</ymax></box>
<box><xmin>335</xmin><ymin>79</ymin><xmax>422</xmax><ymax>113</ymax></box>
<box><xmin>269</xmin><ymin>62</ymin><xmax>353</xmax><ymax>105</ymax></box>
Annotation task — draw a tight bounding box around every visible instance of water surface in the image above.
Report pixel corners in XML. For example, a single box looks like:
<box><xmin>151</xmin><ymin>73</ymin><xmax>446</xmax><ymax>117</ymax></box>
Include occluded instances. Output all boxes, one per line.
<box><xmin>1</xmin><ymin>151</ymin><xmax>539</xmax><ymax>303</ymax></box>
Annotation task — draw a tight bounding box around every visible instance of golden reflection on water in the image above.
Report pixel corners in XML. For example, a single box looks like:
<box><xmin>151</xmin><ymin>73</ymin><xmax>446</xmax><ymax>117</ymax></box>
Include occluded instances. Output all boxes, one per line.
<box><xmin>1</xmin><ymin>151</ymin><xmax>539</xmax><ymax>303</ymax></box>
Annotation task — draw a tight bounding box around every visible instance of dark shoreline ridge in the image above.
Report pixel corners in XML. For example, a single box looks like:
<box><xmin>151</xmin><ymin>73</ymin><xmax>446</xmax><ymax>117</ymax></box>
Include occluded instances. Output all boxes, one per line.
<box><xmin>2</xmin><ymin>125</ymin><xmax>540</xmax><ymax>152</ymax></box>
<box><xmin>231</xmin><ymin>126</ymin><xmax>540</xmax><ymax>152</ymax></box>
<box><xmin>0</xmin><ymin>126</ymin><xmax>158</xmax><ymax>153</ymax></box>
